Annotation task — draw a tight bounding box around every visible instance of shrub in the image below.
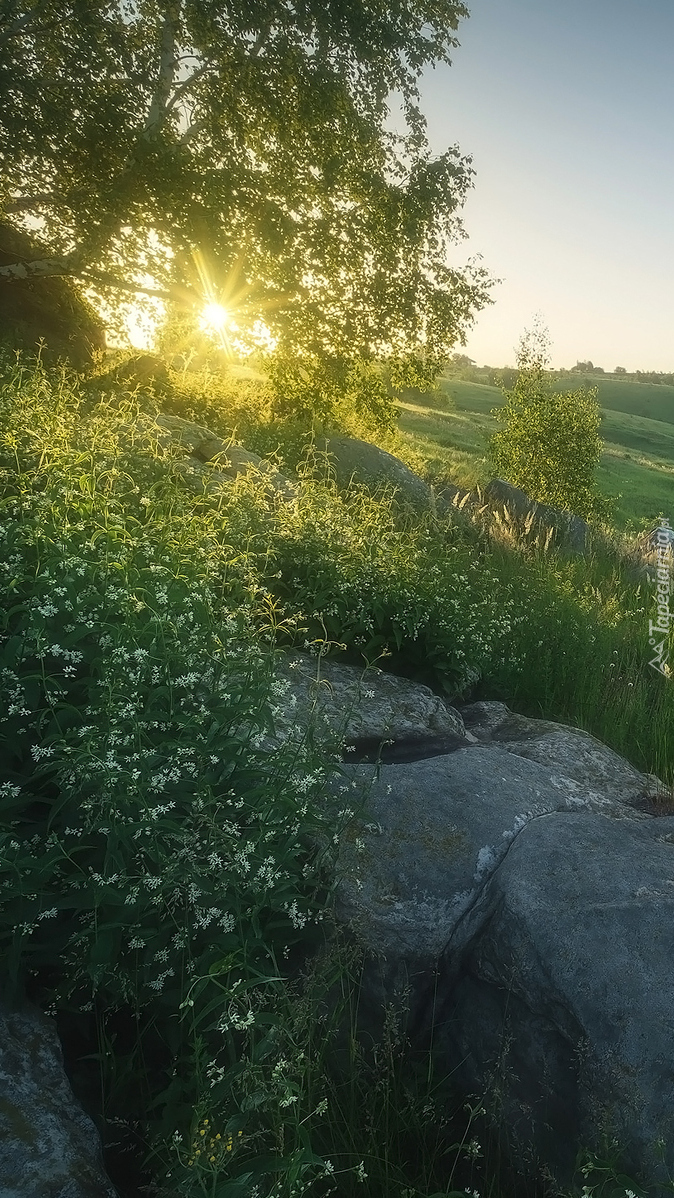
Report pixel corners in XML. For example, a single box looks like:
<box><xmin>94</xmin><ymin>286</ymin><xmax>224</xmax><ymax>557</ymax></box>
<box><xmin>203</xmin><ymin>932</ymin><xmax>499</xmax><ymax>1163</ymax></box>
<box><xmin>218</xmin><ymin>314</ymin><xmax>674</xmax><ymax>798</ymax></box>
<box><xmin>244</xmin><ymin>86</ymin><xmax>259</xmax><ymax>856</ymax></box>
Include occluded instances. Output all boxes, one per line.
<box><xmin>487</xmin><ymin>320</ymin><xmax>613</xmax><ymax>523</ymax></box>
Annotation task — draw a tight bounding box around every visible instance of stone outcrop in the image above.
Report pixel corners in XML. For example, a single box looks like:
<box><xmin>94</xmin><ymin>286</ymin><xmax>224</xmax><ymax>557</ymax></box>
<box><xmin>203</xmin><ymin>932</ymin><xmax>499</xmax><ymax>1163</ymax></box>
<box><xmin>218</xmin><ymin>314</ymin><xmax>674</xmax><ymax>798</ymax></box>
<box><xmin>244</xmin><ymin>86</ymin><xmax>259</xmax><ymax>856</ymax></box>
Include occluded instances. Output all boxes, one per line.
<box><xmin>292</xmin><ymin>692</ymin><xmax>674</xmax><ymax>1194</ymax></box>
<box><xmin>5</xmin><ymin>648</ymin><xmax>674</xmax><ymax>1195</ymax></box>
<box><xmin>482</xmin><ymin>477</ymin><xmax>593</xmax><ymax>553</ymax></box>
<box><xmin>266</xmin><ymin>650</ymin><xmax>479</xmax><ymax>758</ymax></box>
<box><xmin>0</xmin><ymin>998</ymin><xmax>117</xmax><ymax>1197</ymax></box>
<box><xmin>309</xmin><ymin>445</ymin><xmax>593</xmax><ymax>559</ymax></box>
<box><xmin>461</xmin><ymin>700</ymin><xmax>668</xmax><ymax>812</ymax></box>
<box><xmin>316</xmin><ymin>435</ymin><xmax>435</xmax><ymax>512</ymax></box>
<box><xmin>116</xmin><ymin>411</ymin><xmax>298</xmax><ymax>502</ymax></box>
<box><xmin>0</xmin><ymin>220</ymin><xmax>105</xmax><ymax>367</ymax></box>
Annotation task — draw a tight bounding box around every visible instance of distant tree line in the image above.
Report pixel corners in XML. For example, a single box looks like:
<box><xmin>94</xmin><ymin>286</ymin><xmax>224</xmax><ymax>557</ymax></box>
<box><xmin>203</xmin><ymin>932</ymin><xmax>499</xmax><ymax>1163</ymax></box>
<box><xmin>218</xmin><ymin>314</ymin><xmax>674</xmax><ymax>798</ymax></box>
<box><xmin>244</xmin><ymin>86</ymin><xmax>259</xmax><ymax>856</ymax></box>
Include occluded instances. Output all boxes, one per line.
<box><xmin>444</xmin><ymin>354</ymin><xmax>674</xmax><ymax>388</ymax></box>
<box><xmin>563</xmin><ymin>362</ymin><xmax>674</xmax><ymax>385</ymax></box>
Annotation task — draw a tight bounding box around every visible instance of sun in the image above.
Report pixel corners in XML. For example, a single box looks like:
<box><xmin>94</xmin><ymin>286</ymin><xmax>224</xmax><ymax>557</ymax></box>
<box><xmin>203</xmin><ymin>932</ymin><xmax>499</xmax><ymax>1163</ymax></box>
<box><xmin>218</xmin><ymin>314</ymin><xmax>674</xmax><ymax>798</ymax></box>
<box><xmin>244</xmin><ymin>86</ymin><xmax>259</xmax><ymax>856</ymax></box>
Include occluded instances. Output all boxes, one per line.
<box><xmin>200</xmin><ymin>302</ymin><xmax>229</xmax><ymax>333</ymax></box>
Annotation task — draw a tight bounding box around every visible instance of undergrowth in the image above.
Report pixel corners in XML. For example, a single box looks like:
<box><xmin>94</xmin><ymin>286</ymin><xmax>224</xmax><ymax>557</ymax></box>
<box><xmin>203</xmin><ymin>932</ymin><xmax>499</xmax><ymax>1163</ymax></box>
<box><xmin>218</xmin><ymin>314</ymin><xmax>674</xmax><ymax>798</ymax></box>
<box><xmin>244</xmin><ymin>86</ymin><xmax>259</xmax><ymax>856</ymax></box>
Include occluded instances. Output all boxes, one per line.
<box><xmin>0</xmin><ymin>352</ymin><xmax>671</xmax><ymax>1198</ymax></box>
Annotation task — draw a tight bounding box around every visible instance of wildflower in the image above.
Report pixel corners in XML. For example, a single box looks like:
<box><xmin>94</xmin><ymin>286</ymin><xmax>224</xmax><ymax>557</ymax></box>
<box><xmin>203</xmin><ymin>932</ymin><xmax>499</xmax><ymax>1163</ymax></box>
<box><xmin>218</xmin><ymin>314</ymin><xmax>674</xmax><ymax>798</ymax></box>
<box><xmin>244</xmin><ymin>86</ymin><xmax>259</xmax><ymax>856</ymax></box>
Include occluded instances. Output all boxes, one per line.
<box><xmin>30</xmin><ymin>744</ymin><xmax>55</xmax><ymax>761</ymax></box>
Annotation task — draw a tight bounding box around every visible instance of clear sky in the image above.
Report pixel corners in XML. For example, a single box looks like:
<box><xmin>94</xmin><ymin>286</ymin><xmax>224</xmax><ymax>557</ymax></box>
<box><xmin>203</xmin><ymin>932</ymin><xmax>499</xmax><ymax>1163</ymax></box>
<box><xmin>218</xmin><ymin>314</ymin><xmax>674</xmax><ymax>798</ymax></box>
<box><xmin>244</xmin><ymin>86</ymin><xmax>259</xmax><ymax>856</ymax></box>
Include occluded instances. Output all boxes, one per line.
<box><xmin>417</xmin><ymin>0</ymin><xmax>674</xmax><ymax>370</ymax></box>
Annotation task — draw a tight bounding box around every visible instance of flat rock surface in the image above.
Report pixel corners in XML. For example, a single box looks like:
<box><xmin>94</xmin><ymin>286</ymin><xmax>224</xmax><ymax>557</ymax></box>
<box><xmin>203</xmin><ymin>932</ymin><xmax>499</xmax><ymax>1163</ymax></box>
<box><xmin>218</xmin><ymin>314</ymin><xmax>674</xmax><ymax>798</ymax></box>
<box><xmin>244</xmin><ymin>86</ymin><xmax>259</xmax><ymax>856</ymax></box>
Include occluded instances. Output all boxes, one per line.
<box><xmin>460</xmin><ymin>701</ymin><xmax>669</xmax><ymax>810</ymax></box>
<box><xmin>316</xmin><ymin>745</ymin><xmax>651</xmax><ymax>962</ymax></box>
<box><xmin>307</xmin><ymin>701</ymin><xmax>674</xmax><ymax>1191</ymax></box>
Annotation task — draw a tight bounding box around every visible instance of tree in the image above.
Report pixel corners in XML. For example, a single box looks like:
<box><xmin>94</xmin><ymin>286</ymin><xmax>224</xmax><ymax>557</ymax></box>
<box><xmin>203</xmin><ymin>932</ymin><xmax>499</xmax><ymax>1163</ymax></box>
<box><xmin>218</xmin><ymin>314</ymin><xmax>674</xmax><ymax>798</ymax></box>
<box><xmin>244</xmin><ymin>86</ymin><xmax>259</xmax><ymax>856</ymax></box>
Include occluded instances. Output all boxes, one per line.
<box><xmin>487</xmin><ymin>321</ymin><xmax>611</xmax><ymax>523</ymax></box>
<box><xmin>448</xmin><ymin>353</ymin><xmax>476</xmax><ymax>370</ymax></box>
<box><xmin>0</xmin><ymin>0</ymin><xmax>494</xmax><ymax>416</ymax></box>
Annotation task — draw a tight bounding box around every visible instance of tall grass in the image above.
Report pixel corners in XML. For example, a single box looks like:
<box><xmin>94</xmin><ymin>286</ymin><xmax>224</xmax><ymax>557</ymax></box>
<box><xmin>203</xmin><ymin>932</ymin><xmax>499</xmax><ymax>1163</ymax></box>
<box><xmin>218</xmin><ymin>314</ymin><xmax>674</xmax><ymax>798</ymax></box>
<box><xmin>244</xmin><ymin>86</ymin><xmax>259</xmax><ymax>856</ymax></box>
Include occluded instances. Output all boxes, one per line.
<box><xmin>0</xmin><ymin>354</ymin><xmax>670</xmax><ymax>1197</ymax></box>
<box><xmin>465</xmin><ymin>505</ymin><xmax>674</xmax><ymax>791</ymax></box>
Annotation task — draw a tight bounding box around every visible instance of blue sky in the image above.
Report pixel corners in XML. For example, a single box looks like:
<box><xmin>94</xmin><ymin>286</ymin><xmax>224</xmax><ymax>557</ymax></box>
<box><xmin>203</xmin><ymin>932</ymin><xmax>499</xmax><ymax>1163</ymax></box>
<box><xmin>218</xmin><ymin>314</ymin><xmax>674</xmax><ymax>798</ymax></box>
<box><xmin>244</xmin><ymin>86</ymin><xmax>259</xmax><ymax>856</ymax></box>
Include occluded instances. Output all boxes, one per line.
<box><xmin>414</xmin><ymin>0</ymin><xmax>674</xmax><ymax>370</ymax></box>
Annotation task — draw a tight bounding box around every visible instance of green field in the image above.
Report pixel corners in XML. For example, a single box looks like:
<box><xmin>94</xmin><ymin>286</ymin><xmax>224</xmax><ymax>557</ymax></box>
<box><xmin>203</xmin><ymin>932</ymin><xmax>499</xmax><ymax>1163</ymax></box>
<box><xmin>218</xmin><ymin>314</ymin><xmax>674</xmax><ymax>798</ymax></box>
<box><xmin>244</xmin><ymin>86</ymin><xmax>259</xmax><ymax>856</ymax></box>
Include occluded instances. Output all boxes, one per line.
<box><xmin>395</xmin><ymin>376</ymin><xmax>674</xmax><ymax>532</ymax></box>
<box><xmin>551</xmin><ymin>374</ymin><xmax>674</xmax><ymax>425</ymax></box>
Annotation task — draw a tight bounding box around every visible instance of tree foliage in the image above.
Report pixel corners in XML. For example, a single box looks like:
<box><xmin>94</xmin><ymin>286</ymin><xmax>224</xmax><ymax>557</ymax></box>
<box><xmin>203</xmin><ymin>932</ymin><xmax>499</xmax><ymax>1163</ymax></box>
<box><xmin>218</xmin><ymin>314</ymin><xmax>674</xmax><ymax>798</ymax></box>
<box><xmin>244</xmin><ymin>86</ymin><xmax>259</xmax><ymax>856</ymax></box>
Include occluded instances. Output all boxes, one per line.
<box><xmin>0</xmin><ymin>0</ymin><xmax>494</xmax><ymax>393</ymax></box>
<box><xmin>488</xmin><ymin>321</ymin><xmax>611</xmax><ymax>523</ymax></box>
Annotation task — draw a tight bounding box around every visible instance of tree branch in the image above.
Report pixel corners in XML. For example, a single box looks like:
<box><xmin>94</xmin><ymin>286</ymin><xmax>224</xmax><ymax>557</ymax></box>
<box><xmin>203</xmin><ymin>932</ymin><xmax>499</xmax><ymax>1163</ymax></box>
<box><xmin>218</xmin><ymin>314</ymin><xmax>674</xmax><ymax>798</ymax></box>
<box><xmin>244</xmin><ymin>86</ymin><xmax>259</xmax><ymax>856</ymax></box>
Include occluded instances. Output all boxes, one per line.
<box><xmin>0</xmin><ymin>255</ymin><xmax>175</xmax><ymax>301</ymax></box>
<box><xmin>179</xmin><ymin>117</ymin><xmax>206</xmax><ymax>146</ymax></box>
<box><xmin>4</xmin><ymin>191</ymin><xmax>57</xmax><ymax>214</ymax></box>
<box><xmin>164</xmin><ymin>56</ymin><xmax>215</xmax><ymax>117</ymax></box>
<box><xmin>249</xmin><ymin>22</ymin><xmax>273</xmax><ymax>58</ymax></box>
<box><xmin>0</xmin><ymin>0</ymin><xmax>50</xmax><ymax>45</ymax></box>
<box><xmin>0</xmin><ymin>256</ymin><xmax>68</xmax><ymax>281</ymax></box>
<box><xmin>80</xmin><ymin>268</ymin><xmax>174</xmax><ymax>301</ymax></box>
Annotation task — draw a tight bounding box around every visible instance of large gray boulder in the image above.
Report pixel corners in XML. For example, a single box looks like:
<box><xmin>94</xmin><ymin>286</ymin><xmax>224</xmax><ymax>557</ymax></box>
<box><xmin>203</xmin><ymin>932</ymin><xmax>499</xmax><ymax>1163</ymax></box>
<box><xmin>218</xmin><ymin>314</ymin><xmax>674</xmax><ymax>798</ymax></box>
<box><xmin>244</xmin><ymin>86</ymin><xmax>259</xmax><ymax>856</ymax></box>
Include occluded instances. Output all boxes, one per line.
<box><xmin>303</xmin><ymin>699</ymin><xmax>673</xmax><ymax>1193</ymax></box>
<box><xmin>316</xmin><ymin>435</ymin><xmax>473</xmax><ymax>532</ymax></box>
<box><xmin>258</xmin><ymin>650</ymin><xmax>479</xmax><ymax>758</ymax></box>
<box><xmin>483</xmin><ymin>477</ymin><xmax>593</xmax><ymax>554</ymax></box>
<box><xmin>317</xmin><ymin>435</ymin><xmax>434</xmax><ymax>512</ymax></box>
<box><xmin>434</xmin><ymin>812</ymin><xmax>674</xmax><ymax>1188</ymax></box>
<box><xmin>0</xmin><ymin>998</ymin><xmax>117</xmax><ymax>1197</ymax></box>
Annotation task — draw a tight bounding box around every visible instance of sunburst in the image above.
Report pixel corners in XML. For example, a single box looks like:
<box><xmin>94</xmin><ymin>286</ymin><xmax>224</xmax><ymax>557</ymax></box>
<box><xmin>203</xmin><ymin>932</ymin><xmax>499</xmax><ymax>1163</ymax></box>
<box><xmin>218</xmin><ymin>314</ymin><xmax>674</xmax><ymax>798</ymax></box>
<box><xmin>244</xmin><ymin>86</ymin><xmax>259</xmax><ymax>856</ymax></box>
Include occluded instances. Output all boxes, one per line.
<box><xmin>199</xmin><ymin>302</ymin><xmax>229</xmax><ymax>335</ymax></box>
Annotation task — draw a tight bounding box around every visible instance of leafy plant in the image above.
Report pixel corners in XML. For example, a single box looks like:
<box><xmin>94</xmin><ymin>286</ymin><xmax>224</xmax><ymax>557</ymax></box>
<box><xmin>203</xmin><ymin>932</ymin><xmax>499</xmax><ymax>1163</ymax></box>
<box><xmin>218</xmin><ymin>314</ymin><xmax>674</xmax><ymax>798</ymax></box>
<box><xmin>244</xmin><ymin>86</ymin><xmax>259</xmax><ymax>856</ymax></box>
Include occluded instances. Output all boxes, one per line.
<box><xmin>488</xmin><ymin>319</ymin><xmax>614</xmax><ymax>523</ymax></box>
<box><xmin>1</xmin><ymin>355</ymin><xmax>672</xmax><ymax>1198</ymax></box>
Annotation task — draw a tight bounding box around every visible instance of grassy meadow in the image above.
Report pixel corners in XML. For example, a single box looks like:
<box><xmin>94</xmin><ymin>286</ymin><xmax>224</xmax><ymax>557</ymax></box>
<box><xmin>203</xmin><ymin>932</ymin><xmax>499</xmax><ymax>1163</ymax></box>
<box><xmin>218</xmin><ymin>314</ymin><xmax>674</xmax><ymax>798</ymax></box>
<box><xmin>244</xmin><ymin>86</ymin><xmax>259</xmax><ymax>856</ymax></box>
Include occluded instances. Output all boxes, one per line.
<box><xmin>395</xmin><ymin>375</ymin><xmax>674</xmax><ymax>531</ymax></box>
<box><xmin>1</xmin><ymin>351</ymin><xmax>673</xmax><ymax>1198</ymax></box>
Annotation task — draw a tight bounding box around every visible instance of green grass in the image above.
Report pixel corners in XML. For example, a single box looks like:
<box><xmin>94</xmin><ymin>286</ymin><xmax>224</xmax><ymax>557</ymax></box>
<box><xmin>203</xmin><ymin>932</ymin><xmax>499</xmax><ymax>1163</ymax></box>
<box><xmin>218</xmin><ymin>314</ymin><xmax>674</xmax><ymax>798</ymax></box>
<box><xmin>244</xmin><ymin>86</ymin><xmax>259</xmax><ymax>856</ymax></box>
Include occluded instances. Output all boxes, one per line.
<box><xmin>395</xmin><ymin>378</ymin><xmax>674</xmax><ymax>531</ymax></box>
<box><xmin>0</xmin><ymin>353</ymin><xmax>672</xmax><ymax>1198</ymax></box>
<box><xmin>550</xmin><ymin>375</ymin><xmax>674</xmax><ymax>426</ymax></box>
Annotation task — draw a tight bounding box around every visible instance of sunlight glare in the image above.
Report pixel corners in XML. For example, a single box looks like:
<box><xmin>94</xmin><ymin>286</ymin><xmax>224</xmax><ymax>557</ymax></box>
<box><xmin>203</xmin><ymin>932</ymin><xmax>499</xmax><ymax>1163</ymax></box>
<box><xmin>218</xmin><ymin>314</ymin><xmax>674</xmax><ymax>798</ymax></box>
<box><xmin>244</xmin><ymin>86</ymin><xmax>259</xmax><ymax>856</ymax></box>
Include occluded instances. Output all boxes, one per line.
<box><xmin>200</xmin><ymin>302</ymin><xmax>229</xmax><ymax>334</ymax></box>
